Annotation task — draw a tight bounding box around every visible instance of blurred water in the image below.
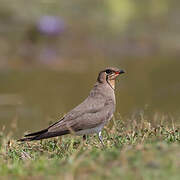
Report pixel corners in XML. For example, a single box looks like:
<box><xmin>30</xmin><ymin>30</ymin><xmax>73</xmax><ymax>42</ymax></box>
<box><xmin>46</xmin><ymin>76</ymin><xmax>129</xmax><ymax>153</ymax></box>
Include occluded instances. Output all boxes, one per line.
<box><xmin>0</xmin><ymin>57</ymin><xmax>180</xmax><ymax>137</ymax></box>
<box><xmin>0</xmin><ymin>0</ymin><xmax>180</xmax><ymax>139</ymax></box>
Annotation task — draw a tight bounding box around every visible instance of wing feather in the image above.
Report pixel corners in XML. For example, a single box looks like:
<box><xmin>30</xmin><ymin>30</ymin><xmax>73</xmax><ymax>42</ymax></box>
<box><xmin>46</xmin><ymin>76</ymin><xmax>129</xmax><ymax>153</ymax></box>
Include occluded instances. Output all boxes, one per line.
<box><xmin>48</xmin><ymin>98</ymin><xmax>114</xmax><ymax>133</ymax></box>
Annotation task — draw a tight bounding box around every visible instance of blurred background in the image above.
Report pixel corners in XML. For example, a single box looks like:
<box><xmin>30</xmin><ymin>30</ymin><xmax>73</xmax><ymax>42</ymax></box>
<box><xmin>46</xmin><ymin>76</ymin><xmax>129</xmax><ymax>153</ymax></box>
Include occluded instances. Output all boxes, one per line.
<box><xmin>0</xmin><ymin>0</ymin><xmax>180</xmax><ymax>137</ymax></box>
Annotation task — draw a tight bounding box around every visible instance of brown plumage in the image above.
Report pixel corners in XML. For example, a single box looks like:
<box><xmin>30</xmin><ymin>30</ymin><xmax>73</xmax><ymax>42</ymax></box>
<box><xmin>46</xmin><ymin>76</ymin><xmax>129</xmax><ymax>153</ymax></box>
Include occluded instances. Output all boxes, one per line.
<box><xmin>18</xmin><ymin>67</ymin><xmax>125</xmax><ymax>144</ymax></box>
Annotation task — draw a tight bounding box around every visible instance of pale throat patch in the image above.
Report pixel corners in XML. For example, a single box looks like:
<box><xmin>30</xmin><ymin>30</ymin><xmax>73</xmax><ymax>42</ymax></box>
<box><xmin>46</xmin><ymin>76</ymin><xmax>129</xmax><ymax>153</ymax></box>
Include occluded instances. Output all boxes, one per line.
<box><xmin>108</xmin><ymin>79</ymin><xmax>115</xmax><ymax>89</ymax></box>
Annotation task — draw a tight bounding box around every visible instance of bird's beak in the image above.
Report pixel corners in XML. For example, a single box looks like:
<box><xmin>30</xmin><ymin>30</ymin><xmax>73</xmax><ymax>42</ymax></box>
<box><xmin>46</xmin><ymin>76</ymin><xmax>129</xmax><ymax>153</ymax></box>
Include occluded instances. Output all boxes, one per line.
<box><xmin>115</xmin><ymin>70</ymin><xmax>125</xmax><ymax>75</ymax></box>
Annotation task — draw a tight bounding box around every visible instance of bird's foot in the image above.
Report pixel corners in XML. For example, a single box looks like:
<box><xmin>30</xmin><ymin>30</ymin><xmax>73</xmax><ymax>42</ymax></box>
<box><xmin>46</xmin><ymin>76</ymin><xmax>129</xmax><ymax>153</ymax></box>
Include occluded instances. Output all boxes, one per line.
<box><xmin>98</xmin><ymin>131</ymin><xmax>104</xmax><ymax>148</ymax></box>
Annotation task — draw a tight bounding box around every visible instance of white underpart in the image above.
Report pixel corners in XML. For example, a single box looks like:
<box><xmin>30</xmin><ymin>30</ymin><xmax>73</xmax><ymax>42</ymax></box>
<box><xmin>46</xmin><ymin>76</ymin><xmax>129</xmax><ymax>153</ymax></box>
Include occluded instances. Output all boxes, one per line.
<box><xmin>75</xmin><ymin>114</ymin><xmax>113</xmax><ymax>135</ymax></box>
<box><xmin>75</xmin><ymin>122</ymin><xmax>106</xmax><ymax>135</ymax></box>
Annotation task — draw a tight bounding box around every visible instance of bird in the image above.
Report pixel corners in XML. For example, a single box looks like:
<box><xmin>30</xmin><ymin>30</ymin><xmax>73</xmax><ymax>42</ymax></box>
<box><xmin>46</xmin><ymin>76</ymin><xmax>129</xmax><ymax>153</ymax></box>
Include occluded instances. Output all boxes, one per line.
<box><xmin>18</xmin><ymin>67</ymin><xmax>125</xmax><ymax>144</ymax></box>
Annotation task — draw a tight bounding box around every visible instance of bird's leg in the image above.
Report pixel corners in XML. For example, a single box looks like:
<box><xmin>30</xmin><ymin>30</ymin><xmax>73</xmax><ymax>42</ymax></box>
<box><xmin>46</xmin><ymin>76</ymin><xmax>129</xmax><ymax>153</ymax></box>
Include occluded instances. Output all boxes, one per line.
<box><xmin>83</xmin><ymin>135</ymin><xmax>86</xmax><ymax>141</ymax></box>
<box><xmin>82</xmin><ymin>135</ymin><xmax>88</xmax><ymax>146</ymax></box>
<box><xmin>98</xmin><ymin>131</ymin><xmax>104</xmax><ymax>146</ymax></box>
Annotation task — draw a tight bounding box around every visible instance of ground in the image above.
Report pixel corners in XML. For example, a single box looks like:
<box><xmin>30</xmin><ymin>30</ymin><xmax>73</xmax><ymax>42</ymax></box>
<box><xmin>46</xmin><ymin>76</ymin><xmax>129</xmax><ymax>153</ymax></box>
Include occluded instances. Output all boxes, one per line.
<box><xmin>0</xmin><ymin>114</ymin><xmax>180</xmax><ymax>180</ymax></box>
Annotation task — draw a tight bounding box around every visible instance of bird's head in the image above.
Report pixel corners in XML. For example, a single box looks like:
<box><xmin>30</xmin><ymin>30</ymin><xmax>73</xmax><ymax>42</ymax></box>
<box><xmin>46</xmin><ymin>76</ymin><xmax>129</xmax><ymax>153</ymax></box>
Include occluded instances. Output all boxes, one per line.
<box><xmin>97</xmin><ymin>67</ymin><xmax>125</xmax><ymax>89</ymax></box>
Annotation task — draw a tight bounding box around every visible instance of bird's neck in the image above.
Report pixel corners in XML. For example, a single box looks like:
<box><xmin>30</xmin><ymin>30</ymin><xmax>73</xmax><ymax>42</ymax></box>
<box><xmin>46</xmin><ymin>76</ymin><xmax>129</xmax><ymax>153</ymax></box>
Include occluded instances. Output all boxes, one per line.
<box><xmin>107</xmin><ymin>79</ymin><xmax>115</xmax><ymax>90</ymax></box>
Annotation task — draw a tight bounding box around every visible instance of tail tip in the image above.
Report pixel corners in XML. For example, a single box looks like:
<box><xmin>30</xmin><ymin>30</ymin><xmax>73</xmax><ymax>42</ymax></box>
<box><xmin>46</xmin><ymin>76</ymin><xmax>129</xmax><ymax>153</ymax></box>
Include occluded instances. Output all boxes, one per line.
<box><xmin>17</xmin><ymin>137</ymin><xmax>33</xmax><ymax>142</ymax></box>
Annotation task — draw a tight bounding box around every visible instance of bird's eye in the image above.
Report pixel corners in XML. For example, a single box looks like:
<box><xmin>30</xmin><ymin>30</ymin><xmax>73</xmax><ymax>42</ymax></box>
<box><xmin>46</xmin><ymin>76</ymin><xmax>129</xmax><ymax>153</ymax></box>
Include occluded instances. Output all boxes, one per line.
<box><xmin>105</xmin><ymin>69</ymin><xmax>112</xmax><ymax>74</ymax></box>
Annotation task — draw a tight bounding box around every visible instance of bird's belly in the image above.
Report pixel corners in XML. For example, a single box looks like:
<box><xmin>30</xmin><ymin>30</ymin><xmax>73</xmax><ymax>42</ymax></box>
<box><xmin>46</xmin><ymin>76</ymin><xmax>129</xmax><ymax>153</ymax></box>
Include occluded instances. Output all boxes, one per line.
<box><xmin>75</xmin><ymin>123</ymin><xmax>105</xmax><ymax>135</ymax></box>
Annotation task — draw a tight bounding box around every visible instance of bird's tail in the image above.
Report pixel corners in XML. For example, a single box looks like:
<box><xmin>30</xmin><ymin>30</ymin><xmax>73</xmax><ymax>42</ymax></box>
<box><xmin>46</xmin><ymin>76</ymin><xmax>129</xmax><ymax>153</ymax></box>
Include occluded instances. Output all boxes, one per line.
<box><xmin>18</xmin><ymin>136</ymin><xmax>36</xmax><ymax>142</ymax></box>
<box><xmin>17</xmin><ymin>128</ymin><xmax>69</xmax><ymax>142</ymax></box>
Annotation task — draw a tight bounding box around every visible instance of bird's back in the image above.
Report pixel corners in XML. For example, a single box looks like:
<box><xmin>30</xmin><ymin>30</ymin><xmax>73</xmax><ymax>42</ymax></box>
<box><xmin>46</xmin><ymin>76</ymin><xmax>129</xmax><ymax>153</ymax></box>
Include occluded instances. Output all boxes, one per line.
<box><xmin>48</xmin><ymin>82</ymin><xmax>116</xmax><ymax>133</ymax></box>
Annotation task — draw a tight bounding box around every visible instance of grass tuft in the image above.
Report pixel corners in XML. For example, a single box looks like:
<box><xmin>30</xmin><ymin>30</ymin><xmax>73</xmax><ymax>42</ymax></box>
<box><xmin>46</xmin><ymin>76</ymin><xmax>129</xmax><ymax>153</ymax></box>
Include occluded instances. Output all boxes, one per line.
<box><xmin>0</xmin><ymin>113</ymin><xmax>180</xmax><ymax>179</ymax></box>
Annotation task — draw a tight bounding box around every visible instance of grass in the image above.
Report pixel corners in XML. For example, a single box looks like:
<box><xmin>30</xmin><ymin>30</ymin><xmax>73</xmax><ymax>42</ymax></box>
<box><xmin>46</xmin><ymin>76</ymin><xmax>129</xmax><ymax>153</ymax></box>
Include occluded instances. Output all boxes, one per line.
<box><xmin>0</xmin><ymin>113</ymin><xmax>180</xmax><ymax>180</ymax></box>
